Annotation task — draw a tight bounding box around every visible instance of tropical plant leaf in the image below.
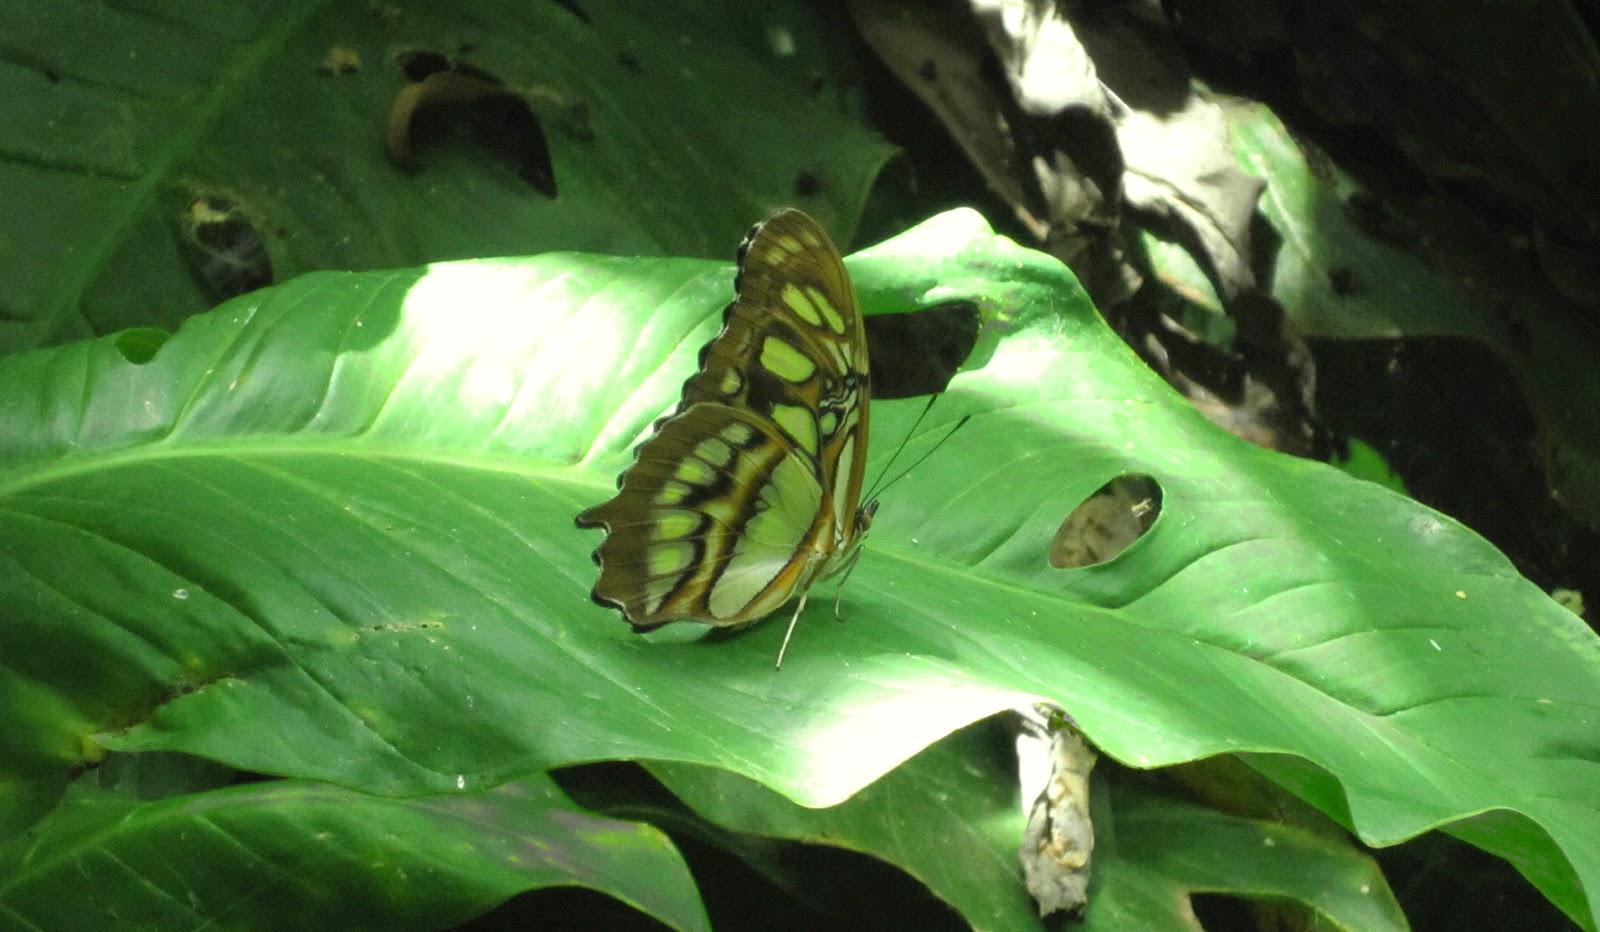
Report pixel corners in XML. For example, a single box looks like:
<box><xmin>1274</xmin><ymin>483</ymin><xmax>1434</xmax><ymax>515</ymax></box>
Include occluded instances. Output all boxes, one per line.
<box><xmin>0</xmin><ymin>210</ymin><xmax>1595</xmax><ymax>927</ymax></box>
<box><xmin>0</xmin><ymin>767</ymin><xmax>706</xmax><ymax>930</ymax></box>
<box><xmin>1</xmin><ymin>0</ymin><xmax>892</xmax><ymax>352</ymax></box>
<box><xmin>1092</xmin><ymin>779</ymin><xmax>1406</xmax><ymax>931</ymax></box>
<box><xmin>651</xmin><ymin>722</ymin><xmax>1034</xmax><ymax>928</ymax></box>
<box><xmin>651</xmin><ymin>720</ymin><xmax>1406</xmax><ymax>931</ymax></box>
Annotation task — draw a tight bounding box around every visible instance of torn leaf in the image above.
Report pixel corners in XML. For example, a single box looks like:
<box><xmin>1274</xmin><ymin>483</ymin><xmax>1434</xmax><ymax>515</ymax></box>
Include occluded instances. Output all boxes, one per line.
<box><xmin>386</xmin><ymin>53</ymin><xmax>556</xmax><ymax>198</ymax></box>
<box><xmin>179</xmin><ymin>195</ymin><xmax>273</xmax><ymax>300</ymax></box>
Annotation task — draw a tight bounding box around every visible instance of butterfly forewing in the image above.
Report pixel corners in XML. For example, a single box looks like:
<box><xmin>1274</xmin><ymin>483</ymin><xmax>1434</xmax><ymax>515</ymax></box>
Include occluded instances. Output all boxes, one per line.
<box><xmin>576</xmin><ymin>209</ymin><xmax>872</xmax><ymax>632</ymax></box>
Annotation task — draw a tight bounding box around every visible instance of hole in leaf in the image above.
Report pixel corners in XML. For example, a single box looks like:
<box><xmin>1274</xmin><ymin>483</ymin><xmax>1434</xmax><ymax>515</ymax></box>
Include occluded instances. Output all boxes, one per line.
<box><xmin>387</xmin><ymin>51</ymin><xmax>556</xmax><ymax>197</ymax></box>
<box><xmin>1191</xmin><ymin>892</ymin><xmax>1315</xmax><ymax>931</ymax></box>
<box><xmin>474</xmin><ymin>887</ymin><xmax>667</xmax><ymax>930</ymax></box>
<box><xmin>114</xmin><ymin>327</ymin><xmax>170</xmax><ymax>364</ymax></box>
<box><xmin>793</xmin><ymin>169</ymin><xmax>822</xmax><ymax>198</ymax></box>
<box><xmin>395</xmin><ymin>49</ymin><xmax>494</xmax><ymax>83</ymax></box>
<box><xmin>865</xmin><ymin>300</ymin><xmax>981</xmax><ymax>399</ymax></box>
<box><xmin>1050</xmin><ymin>473</ymin><xmax>1162</xmax><ymax>568</ymax></box>
<box><xmin>178</xmin><ymin>195</ymin><xmax>273</xmax><ymax>300</ymax></box>
<box><xmin>548</xmin><ymin>0</ymin><xmax>591</xmax><ymax>24</ymax></box>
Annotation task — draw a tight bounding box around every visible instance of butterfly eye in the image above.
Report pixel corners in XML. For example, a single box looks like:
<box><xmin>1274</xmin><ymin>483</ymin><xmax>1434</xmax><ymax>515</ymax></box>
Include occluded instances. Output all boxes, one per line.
<box><xmin>860</xmin><ymin>500</ymin><xmax>880</xmax><ymax>530</ymax></box>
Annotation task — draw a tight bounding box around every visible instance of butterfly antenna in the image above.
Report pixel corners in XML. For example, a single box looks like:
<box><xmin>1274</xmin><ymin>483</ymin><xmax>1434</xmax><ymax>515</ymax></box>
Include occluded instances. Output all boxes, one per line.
<box><xmin>864</xmin><ymin>395</ymin><xmax>942</xmax><ymax>502</ymax></box>
<box><xmin>865</xmin><ymin>412</ymin><xmax>971</xmax><ymax>502</ymax></box>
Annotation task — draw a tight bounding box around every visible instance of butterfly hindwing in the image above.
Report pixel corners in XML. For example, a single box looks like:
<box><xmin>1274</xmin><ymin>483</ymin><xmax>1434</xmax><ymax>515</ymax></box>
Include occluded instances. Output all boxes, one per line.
<box><xmin>577</xmin><ymin>209</ymin><xmax>872</xmax><ymax>634</ymax></box>
<box><xmin>578</xmin><ymin>403</ymin><xmax>827</xmax><ymax>627</ymax></box>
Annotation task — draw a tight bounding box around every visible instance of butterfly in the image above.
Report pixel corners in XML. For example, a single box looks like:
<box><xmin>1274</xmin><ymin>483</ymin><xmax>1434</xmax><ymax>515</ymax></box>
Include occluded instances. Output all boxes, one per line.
<box><xmin>576</xmin><ymin>209</ymin><xmax>875</xmax><ymax>668</ymax></box>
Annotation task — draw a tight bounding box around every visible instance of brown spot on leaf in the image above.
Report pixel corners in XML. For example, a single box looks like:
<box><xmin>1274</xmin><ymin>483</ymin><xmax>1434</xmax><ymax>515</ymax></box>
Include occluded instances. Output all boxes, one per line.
<box><xmin>317</xmin><ymin>46</ymin><xmax>361</xmax><ymax>76</ymax></box>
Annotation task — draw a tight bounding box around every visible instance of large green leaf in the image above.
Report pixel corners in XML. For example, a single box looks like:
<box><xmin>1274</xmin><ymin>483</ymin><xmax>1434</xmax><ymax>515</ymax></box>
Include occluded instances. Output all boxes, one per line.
<box><xmin>1</xmin><ymin>0</ymin><xmax>891</xmax><ymax>351</ymax></box>
<box><xmin>0</xmin><ymin>210</ymin><xmax>1595</xmax><ymax>927</ymax></box>
<box><xmin>0</xmin><ymin>768</ymin><xmax>706</xmax><ymax>930</ymax></box>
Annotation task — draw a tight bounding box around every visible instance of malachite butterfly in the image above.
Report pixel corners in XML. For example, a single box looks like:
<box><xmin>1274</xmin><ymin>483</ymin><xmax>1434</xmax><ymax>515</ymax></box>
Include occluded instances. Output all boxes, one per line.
<box><xmin>576</xmin><ymin>209</ymin><xmax>874</xmax><ymax>667</ymax></box>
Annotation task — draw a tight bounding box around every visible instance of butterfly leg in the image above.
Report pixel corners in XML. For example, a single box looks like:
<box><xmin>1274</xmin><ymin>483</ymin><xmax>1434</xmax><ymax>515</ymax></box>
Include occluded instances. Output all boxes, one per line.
<box><xmin>774</xmin><ymin>593</ymin><xmax>810</xmax><ymax>670</ymax></box>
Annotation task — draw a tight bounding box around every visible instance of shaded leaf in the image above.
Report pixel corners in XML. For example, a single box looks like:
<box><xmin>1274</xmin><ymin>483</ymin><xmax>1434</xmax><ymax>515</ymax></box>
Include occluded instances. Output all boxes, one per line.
<box><xmin>1089</xmin><ymin>777</ymin><xmax>1404</xmax><ymax>932</ymax></box>
<box><xmin>0</xmin><ymin>770</ymin><xmax>707</xmax><ymax>931</ymax></box>
<box><xmin>0</xmin><ymin>0</ymin><xmax>893</xmax><ymax>351</ymax></box>
<box><xmin>651</xmin><ymin>722</ymin><xmax>1039</xmax><ymax>929</ymax></box>
<box><xmin>651</xmin><ymin>720</ymin><xmax>1406</xmax><ymax>931</ymax></box>
<box><xmin>1208</xmin><ymin>98</ymin><xmax>1600</xmax><ymax>528</ymax></box>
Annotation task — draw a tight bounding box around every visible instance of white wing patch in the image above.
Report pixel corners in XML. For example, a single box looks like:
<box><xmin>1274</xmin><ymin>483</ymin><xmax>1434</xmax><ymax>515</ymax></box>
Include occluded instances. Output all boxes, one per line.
<box><xmin>708</xmin><ymin>445</ymin><xmax>823</xmax><ymax>618</ymax></box>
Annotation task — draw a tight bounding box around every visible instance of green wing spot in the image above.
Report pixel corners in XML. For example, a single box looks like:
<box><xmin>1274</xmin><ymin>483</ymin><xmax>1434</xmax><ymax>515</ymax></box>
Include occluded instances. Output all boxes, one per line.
<box><xmin>773</xmin><ymin>404</ymin><xmax>819</xmax><ymax>456</ymax></box>
<box><xmin>648</xmin><ymin>541</ymin><xmax>696</xmax><ymax>577</ymax></box>
<box><xmin>654</xmin><ymin>480</ymin><xmax>692</xmax><ymax>506</ymax></box>
<box><xmin>656</xmin><ymin>510</ymin><xmax>701</xmax><ymax>540</ymax></box>
<box><xmin>694</xmin><ymin>437</ymin><xmax>735</xmax><ymax>468</ymax></box>
<box><xmin>781</xmin><ymin>283</ymin><xmax>824</xmax><ymax>327</ymax></box>
<box><xmin>760</xmin><ymin>335</ymin><xmax>818</xmax><ymax>382</ymax></box>
<box><xmin>674</xmin><ymin>457</ymin><xmax>715</xmax><ymax>485</ymax></box>
<box><xmin>807</xmin><ymin>285</ymin><xmax>844</xmax><ymax>334</ymax></box>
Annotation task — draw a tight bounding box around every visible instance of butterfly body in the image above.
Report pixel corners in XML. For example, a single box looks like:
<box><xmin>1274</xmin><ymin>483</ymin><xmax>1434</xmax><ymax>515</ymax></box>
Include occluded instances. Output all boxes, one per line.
<box><xmin>577</xmin><ymin>210</ymin><xmax>874</xmax><ymax>653</ymax></box>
